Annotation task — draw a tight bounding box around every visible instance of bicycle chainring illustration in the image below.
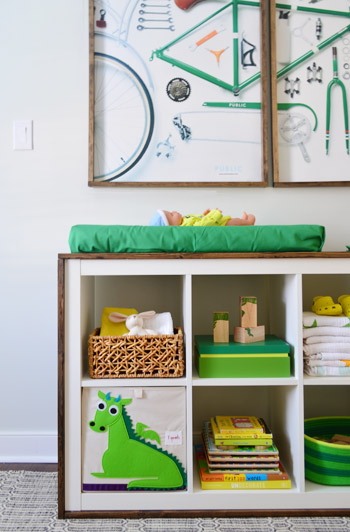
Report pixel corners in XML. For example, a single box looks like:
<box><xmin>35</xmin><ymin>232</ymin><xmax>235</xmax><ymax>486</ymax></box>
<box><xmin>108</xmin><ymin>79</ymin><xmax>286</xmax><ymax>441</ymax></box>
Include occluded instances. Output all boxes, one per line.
<box><xmin>279</xmin><ymin>112</ymin><xmax>312</xmax><ymax>163</ymax></box>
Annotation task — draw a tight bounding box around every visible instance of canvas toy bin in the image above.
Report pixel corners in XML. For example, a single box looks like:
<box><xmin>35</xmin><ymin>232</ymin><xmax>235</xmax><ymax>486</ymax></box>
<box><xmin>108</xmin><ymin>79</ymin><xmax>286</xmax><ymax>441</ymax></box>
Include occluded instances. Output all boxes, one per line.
<box><xmin>304</xmin><ymin>417</ymin><xmax>350</xmax><ymax>486</ymax></box>
<box><xmin>82</xmin><ymin>386</ymin><xmax>187</xmax><ymax>492</ymax></box>
<box><xmin>88</xmin><ymin>327</ymin><xmax>184</xmax><ymax>378</ymax></box>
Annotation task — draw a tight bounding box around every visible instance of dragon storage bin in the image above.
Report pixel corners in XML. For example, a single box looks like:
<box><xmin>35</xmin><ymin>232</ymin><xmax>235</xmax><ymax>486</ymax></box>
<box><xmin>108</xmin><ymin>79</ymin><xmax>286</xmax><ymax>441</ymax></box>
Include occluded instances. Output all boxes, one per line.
<box><xmin>88</xmin><ymin>328</ymin><xmax>184</xmax><ymax>378</ymax></box>
<box><xmin>82</xmin><ymin>386</ymin><xmax>187</xmax><ymax>491</ymax></box>
<box><xmin>304</xmin><ymin>417</ymin><xmax>350</xmax><ymax>485</ymax></box>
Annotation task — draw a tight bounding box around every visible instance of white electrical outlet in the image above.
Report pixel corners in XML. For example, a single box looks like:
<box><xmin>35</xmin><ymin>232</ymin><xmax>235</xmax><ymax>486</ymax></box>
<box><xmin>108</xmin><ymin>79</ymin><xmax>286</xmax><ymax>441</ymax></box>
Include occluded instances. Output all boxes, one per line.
<box><xmin>13</xmin><ymin>120</ymin><xmax>33</xmax><ymax>150</ymax></box>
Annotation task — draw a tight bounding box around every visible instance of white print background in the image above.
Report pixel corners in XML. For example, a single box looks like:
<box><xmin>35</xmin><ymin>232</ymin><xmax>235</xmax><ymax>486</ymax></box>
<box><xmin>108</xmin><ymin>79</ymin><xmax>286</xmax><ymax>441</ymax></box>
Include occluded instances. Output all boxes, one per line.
<box><xmin>276</xmin><ymin>0</ymin><xmax>350</xmax><ymax>183</ymax></box>
<box><xmin>93</xmin><ymin>0</ymin><xmax>263</xmax><ymax>183</ymax></box>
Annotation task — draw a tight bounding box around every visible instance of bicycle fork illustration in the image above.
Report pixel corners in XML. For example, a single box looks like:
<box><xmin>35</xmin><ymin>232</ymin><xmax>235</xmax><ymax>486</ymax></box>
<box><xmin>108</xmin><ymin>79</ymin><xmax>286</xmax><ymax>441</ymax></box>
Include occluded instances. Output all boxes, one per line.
<box><xmin>326</xmin><ymin>47</ymin><xmax>349</xmax><ymax>155</ymax></box>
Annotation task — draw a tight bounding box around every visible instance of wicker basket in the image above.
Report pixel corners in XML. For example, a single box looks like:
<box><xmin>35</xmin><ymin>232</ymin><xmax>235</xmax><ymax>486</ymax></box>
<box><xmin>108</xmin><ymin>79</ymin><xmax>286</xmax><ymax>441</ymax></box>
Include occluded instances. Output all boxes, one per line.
<box><xmin>304</xmin><ymin>416</ymin><xmax>350</xmax><ymax>485</ymax></box>
<box><xmin>88</xmin><ymin>327</ymin><xmax>184</xmax><ymax>379</ymax></box>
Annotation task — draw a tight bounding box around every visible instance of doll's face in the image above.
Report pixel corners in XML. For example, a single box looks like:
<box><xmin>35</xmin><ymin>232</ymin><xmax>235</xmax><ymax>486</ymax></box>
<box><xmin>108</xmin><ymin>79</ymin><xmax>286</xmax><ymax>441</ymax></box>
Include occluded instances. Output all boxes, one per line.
<box><xmin>164</xmin><ymin>210</ymin><xmax>183</xmax><ymax>226</ymax></box>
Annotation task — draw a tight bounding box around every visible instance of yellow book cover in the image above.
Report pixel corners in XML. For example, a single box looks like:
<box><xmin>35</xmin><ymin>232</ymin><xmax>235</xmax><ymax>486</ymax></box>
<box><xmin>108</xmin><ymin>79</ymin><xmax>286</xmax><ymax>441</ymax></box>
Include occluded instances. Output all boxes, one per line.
<box><xmin>215</xmin><ymin>415</ymin><xmax>265</xmax><ymax>434</ymax></box>
<box><xmin>211</xmin><ymin>418</ymin><xmax>272</xmax><ymax>441</ymax></box>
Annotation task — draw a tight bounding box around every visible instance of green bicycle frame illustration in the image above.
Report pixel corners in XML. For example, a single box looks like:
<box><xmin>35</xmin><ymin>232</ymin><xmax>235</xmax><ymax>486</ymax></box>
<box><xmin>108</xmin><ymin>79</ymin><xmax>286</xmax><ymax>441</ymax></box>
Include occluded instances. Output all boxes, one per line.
<box><xmin>151</xmin><ymin>0</ymin><xmax>350</xmax><ymax>97</ymax></box>
<box><xmin>151</xmin><ymin>0</ymin><xmax>261</xmax><ymax>96</ymax></box>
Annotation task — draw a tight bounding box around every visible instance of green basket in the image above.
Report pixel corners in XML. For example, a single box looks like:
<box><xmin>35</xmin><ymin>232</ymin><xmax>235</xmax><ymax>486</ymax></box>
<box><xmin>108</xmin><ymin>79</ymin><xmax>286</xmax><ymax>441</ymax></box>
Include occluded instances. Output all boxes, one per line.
<box><xmin>304</xmin><ymin>417</ymin><xmax>350</xmax><ymax>486</ymax></box>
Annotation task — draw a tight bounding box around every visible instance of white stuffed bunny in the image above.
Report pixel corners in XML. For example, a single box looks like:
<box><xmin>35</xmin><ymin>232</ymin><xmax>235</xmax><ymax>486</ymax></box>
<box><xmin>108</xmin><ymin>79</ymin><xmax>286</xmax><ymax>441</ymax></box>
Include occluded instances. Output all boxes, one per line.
<box><xmin>108</xmin><ymin>310</ymin><xmax>157</xmax><ymax>336</ymax></box>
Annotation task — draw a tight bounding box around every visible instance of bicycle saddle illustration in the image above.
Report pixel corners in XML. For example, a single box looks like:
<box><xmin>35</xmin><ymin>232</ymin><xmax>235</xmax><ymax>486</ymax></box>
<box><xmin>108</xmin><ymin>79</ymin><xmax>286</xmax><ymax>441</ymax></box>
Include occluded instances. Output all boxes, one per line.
<box><xmin>175</xmin><ymin>0</ymin><xmax>205</xmax><ymax>10</ymax></box>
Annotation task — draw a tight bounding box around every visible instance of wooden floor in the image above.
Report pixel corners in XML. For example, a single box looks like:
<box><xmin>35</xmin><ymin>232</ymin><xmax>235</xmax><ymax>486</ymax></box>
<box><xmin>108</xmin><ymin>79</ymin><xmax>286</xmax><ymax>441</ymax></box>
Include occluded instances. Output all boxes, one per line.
<box><xmin>0</xmin><ymin>463</ymin><xmax>57</xmax><ymax>471</ymax></box>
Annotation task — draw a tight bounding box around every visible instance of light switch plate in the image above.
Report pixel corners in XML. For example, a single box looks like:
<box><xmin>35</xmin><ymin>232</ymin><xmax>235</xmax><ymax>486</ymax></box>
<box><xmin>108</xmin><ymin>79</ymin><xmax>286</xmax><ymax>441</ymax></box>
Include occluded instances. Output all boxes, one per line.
<box><xmin>13</xmin><ymin>120</ymin><xmax>33</xmax><ymax>150</ymax></box>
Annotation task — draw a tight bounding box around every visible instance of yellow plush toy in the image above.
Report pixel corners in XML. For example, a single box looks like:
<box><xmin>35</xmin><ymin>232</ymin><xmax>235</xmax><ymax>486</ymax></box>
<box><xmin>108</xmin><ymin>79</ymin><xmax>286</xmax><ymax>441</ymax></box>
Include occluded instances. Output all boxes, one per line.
<box><xmin>100</xmin><ymin>307</ymin><xmax>138</xmax><ymax>336</ymax></box>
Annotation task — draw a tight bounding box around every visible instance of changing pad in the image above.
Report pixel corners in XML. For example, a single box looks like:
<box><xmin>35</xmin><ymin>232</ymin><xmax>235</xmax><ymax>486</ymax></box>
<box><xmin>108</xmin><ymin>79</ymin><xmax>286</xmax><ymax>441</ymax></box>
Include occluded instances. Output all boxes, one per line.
<box><xmin>68</xmin><ymin>225</ymin><xmax>325</xmax><ymax>254</ymax></box>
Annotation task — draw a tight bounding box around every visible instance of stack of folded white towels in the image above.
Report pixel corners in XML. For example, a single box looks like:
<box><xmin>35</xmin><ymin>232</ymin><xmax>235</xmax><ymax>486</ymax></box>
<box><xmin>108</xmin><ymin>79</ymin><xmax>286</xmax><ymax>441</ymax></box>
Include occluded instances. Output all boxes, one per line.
<box><xmin>303</xmin><ymin>312</ymin><xmax>350</xmax><ymax>376</ymax></box>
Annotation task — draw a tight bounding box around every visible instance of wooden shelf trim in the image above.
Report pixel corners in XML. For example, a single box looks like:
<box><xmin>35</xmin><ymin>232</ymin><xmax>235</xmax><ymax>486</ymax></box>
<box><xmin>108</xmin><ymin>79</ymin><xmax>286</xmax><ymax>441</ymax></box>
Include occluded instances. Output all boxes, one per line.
<box><xmin>58</xmin><ymin>252</ymin><xmax>350</xmax><ymax>260</ymax></box>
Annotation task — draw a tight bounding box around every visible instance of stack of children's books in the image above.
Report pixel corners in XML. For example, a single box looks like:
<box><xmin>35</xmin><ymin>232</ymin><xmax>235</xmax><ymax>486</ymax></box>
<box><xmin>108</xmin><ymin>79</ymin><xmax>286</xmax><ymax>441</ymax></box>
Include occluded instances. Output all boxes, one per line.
<box><xmin>196</xmin><ymin>415</ymin><xmax>291</xmax><ymax>489</ymax></box>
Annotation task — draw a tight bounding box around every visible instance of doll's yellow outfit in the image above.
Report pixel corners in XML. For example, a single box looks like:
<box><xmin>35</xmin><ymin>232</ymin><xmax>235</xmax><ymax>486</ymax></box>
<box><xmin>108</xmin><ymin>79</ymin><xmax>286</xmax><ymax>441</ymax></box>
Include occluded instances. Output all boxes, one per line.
<box><xmin>181</xmin><ymin>209</ymin><xmax>230</xmax><ymax>226</ymax></box>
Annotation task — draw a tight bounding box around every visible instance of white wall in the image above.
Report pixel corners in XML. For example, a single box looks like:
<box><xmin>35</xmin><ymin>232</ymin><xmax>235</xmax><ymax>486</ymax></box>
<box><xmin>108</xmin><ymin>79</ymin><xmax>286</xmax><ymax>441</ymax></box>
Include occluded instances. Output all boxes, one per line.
<box><xmin>0</xmin><ymin>0</ymin><xmax>349</xmax><ymax>462</ymax></box>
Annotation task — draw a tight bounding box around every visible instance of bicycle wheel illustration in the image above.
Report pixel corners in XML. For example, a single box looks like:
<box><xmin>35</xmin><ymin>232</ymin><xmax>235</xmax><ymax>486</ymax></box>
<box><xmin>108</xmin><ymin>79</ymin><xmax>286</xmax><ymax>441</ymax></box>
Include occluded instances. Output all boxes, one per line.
<box><xmin>93</xmin><ymin>53</ymin><xmax>154</xmax><ymax>181</ymax></box>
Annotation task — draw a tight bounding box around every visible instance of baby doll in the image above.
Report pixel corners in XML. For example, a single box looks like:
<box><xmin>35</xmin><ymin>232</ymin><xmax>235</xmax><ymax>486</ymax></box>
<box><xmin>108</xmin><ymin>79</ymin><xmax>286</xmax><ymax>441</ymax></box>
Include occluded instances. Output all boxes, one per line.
<box><xmin>150</xmin><ymin>209</ymin><xmax>255</xmax><ymax>227</ymax></box>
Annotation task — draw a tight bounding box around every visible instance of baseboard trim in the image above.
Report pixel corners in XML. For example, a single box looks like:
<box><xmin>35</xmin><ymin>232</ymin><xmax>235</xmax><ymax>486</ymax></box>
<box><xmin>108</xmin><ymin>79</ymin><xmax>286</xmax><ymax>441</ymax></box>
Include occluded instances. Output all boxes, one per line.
<box><xmin>0</xmin><ymin>433</ymin><xmax>57</xmax><ymax>463</ymax></box>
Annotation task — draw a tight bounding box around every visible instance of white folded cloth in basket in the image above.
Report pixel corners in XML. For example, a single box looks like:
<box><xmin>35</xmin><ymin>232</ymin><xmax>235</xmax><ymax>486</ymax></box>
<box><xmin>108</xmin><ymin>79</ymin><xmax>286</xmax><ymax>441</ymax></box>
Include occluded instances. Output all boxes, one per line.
<box><xmin>143</xmin><ymin>312</ymin><xmax>174</xmax><ymax>335</ymax></box>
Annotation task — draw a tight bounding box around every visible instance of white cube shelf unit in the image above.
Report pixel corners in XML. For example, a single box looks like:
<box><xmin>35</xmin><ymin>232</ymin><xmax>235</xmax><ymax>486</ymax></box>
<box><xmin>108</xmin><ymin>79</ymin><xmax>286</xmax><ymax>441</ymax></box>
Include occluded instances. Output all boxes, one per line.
<box><xmin>58</xmin><ymin>252</ymin><xmax>350</xmax><ymax>518</ymax></box>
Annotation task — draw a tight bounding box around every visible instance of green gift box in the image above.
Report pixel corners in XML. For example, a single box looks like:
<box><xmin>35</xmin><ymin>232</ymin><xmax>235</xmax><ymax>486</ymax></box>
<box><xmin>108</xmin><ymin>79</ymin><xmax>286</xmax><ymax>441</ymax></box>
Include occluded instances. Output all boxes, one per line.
<box><xmin>195</xmin><ymin>334</ymin><xmax>291</xmax><ymax>378</ymax></box>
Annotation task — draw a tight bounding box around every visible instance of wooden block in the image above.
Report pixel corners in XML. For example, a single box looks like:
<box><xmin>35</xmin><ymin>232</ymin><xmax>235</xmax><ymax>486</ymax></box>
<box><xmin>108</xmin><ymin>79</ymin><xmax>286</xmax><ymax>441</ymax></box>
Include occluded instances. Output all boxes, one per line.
<box><xmin>240</xmin><ymin>296</ymin><xmax>257</xmax><ymax>328</ymax></box>
<box><xmin>213</xmin><ymin>311</ymin><xmax>229</xmax><ymax>343</ymax></box>
<box><xmin>234</xmin><ymin>325</ymin><xmax>265</xmax><ymax>344</ymax></box>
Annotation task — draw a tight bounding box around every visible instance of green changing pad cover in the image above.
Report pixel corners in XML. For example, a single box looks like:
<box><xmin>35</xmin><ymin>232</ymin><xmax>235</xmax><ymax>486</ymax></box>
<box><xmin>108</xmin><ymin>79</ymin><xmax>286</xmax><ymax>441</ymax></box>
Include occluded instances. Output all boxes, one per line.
<box><xmin>68</xmin><ymin>225</ymin><xmax>325</xmax><ymax>254</ymax></box>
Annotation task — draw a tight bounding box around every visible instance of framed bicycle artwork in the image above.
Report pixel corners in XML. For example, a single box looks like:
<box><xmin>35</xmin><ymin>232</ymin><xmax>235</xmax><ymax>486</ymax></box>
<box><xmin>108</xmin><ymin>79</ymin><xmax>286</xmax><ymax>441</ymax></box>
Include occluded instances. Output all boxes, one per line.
<box><xmin>88</xmin><ymin>0</ymin><xmax>269</xmax><ymax>186</ymax></box>
<box><xmin>271</xmin><ymin>0</ymin><xmax>350</xmax><ymax>186</ymax></box>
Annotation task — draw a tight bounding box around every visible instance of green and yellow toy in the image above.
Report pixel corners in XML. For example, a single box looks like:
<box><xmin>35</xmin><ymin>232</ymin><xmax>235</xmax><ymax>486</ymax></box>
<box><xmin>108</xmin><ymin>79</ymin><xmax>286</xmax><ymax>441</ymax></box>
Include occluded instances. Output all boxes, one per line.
<box><xmin>312</xmin><ymin>296</ymin><xmax>342</xmax><ymax>316</ymax></box>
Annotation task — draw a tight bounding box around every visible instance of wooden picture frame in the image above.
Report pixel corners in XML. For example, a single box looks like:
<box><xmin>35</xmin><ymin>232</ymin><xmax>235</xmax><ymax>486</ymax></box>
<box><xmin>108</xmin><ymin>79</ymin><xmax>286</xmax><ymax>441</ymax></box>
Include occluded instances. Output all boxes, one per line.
<box><xmin>271</xmin><ymin>0</ymin><xmax>350</xmax><ymax>186</ymax></box>
<box><xmin>88</xmin><ymin>0</ymin><xmax>269</xmax><ymax>187</ymax></box>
